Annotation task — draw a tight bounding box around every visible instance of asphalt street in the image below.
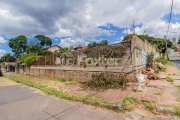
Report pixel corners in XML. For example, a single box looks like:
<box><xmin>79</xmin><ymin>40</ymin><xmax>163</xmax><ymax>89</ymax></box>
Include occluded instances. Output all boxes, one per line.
<box><xmin>169</xmin><ymin>51</ymin><xmax>180</xmax><ymax>70</ymax></box>
<box><xmin>0</xmin><ymin>77</ymin><xmax>179</xmax><ymax>120</ymax></box>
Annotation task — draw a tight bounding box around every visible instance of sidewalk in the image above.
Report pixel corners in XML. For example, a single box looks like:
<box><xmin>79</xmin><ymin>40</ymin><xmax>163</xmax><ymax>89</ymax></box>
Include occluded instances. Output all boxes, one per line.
<box><xmin>1</xmin><ymin>76</ymin><xmax>178</xmax><ymax>119</ymax></box>
<box><xmin>62</xmin><ymin>65</ymin><xmax>180</xmax><ymax>106</ymax></box>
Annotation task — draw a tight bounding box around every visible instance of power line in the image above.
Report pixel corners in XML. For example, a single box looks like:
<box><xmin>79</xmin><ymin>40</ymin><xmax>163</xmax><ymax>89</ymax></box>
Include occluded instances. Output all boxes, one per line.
<box><xmin>133</xmin><ymin>19</ymin><xmax>135</xmax><ymax>34</ymax></box>
<box><xmin>166</xmin><ymin>0</ymin><xmax>174</xmax><ymax>37</ymax></box>
<box><xmin>165</xmin><ymin>0</ymin><xmax>174</xmax><ymax>60</ymax></box>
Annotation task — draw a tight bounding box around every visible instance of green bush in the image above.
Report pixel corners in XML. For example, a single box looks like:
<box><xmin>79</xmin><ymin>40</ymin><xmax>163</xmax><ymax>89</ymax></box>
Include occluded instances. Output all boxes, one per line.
<box><xmin>84</xmin><ymin>73</ymin><xmax>127</xmax><ymax>90</ymax></box>
<box><xmin>166</xmin><ymin>77</ymin><xmax>174</xmax><ymax>82</ymax></box>
<box><xmin>156</xmin><ymin>57</ymin><xmax>173</xmax><ymax>66</ymax></box>
<box><xmin>121</xmin><ymin>97</ymin><xmax>139</xmax><ymax>111</ymax></box>
<box><xmin>145</xmin><ymin>102</ymin><xmax>155</xmax><ymax>112</ymax></box>
<box><xmin>146</xmin><ymin>52</ymin><xmax>154</xmax><ymax>67</ymax></box>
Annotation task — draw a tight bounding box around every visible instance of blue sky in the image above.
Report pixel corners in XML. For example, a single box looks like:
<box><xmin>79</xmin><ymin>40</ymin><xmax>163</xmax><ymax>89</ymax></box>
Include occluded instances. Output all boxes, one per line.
<box><xmin>0</xmin><ymin>0</ymin><xmax>180</xmax><ymax>57</ymax></box>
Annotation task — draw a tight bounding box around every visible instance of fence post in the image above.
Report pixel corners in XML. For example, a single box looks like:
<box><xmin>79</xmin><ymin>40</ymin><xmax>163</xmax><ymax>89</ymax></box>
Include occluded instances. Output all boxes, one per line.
<box><xmin>44</xmin><ymin>56</ymin><xmax>46</xmax><ymax>67</ymax></box>
<box><xmin>53</xmin><ymin>54</ymin><xmax>54</xmax><ymax>66</ymax></box>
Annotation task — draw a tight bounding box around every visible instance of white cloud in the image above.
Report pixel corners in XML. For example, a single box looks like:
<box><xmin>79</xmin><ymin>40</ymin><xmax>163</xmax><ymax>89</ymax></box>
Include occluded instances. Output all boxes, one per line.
<box><xmin>60</xmin><ymin>37</ymin><xmax>88</xmax><ymax>47</ymax></box>
<box><xmin>0</xmin><ymin>36</ymin><xmax>6</xmax><ymax>44</ymax></box>
<box><xmin>0</xmin><ymin>0</ymin><xmax>180</xmax><ymax>42</ymax></box>
<box><xmin>0</xmin><ymin>49</ymin><xmax>6</xmax><ymax>57</ymax></box>
<box><xmin>113</xmin><ymin>36</ymin><xmax>124</xmax><ymax>43</ymax></box>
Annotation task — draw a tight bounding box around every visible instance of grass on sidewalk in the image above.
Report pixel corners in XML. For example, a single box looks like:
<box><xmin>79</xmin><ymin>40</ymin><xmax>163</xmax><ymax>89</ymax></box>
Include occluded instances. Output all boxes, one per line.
<box><xmin>165</xmin><ymin>77</ymin><xmax>174</xmax><ymax>82</ymax></box>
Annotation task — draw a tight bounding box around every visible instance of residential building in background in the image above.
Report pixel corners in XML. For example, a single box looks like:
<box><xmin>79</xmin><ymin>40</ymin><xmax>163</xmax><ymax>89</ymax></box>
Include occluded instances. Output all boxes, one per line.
<box><xmin>172</xmin><ymin>38</ymin><xmax>177</xmax><ymax>44</ymax></box>
<box><xmin>45</xmin><ymin>45</ymin><xmax>61</xmax><ymax>53</ymax></box>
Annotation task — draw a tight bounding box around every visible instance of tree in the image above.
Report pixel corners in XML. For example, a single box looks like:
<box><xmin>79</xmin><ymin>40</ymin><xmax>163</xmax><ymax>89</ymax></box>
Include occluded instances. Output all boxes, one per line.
<box><xmin>34</xmin><ymin>35</ymin><xmax>52</xmax><ymax>48</ymax></box>
<box><xmin>100</xmin><ymin>40</ymin><xmax>108</xmax><ymax>46</ymax></box>
<box><xmin>19</xmin><ymin>53</ymin><xmax>39</xmax><ymax>67</ymax></box>
<box><xmin>26</xmin><ymin>39</ymin><xmax>41</xmax><ymax>54</ymax></box>
<box><xmin>0</xmin><ymin>53</ymin><xmax>15</xmax><ymax>62</ymax></box>
<box><xmin>59</xmin><ymin>47</ymin><xmax>70</xmax><ymax>53</ymax></box>
<box><xmin>87</xmin><ymin>40</ymin><xmax>109</xmax><ymax>48</ymax></box>
<box><xmin>8</xmin><ymin>35</ymin><xmax>27</xmax><ymax>57</ymax></box>
<box><xmin>123</xmin><ymin>34</ymin><xmax>174</xmax><ymax>53</ymax></box>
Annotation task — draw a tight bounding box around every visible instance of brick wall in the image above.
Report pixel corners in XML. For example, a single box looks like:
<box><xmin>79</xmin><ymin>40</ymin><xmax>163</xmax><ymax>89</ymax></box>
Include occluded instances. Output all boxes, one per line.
<box><xmin>27</xmin><ymin>68</ymin><xmax>137</xmax><ymax>82</ymax></box>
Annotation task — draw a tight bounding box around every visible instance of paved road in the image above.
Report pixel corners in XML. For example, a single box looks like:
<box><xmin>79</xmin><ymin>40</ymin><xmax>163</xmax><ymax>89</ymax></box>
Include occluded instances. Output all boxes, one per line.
<box><xmin>0</xmin><ymin>77</ymin><xmax>178</xmax><ymax>120</ymax></box>
<box><xmin>169</xmin><ymin>51</ymin><xmax>180</xmax><ymax>70</ymax></box>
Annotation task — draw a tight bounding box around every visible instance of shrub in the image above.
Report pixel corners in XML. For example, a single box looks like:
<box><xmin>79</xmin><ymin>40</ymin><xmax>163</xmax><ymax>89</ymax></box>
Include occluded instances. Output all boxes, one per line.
<box><xmin>84</xmin><ymin>73</ymin><xmax>128</xmax><ymax>90</ymax></box>
<box><xmin>146</xmin><ymin>52</ymin><xmax>154</xmax><ymax>68</ymax></box>
<box><xmin>166</xmin><ymin>77</ymin><xmax>174</xmax><ymax>82</ymax></box>
<box><xmin>145</xmin><ymin>102</ymin><xmax>155</xmax><ymax>112</ymax></box>
<box><xmin>121</xmin><ymin>97</ymin><xmax>139</xmax><ymax>111</ymax></box>
<box><xmin>156</xmin><ymin>57</ymin><xmax>173</xmax><ymax>66</ymax></box>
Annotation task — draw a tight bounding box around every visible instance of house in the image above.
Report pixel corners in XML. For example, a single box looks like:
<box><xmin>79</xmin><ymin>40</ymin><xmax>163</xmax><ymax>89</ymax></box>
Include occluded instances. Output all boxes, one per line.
<box><xmin>172</xmin><ymin>38</ymin><xmax>177</xmax><ymax>44</ymax></box>
<box><xmin>0</xmin><ymin>62</ymin><xmax>16</xmax><ymax>72</ymax></box>
<box><xmin>73</xmin><ymin>46</ymin><xmax>87</xmax><ymax>51</ymax></box>
<box><xmin>45</xmin><ymin>45</ymin><xmax>61</xmax><ymax>53</ymax></box>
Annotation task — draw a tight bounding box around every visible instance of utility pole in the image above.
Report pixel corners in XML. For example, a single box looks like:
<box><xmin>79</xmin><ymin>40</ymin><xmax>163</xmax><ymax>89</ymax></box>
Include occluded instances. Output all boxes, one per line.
<box><xmin>164</xmin><ymin>35</ymin><xmax>169</xmax><ymax>60</ymax></box>
<box><xmin>133</xmin><ymin>19</ymin><xmax>135</xmax><ymax>34</ymax></box>
<box><xmin>126</xmin><ymin>27</ymin><xmax>128</xmax><ymax>36</ymax></box>
<box><xmin>143</xmin><ymin>30</ymin><xmax>146</xmax><ymax>35</ymax></box>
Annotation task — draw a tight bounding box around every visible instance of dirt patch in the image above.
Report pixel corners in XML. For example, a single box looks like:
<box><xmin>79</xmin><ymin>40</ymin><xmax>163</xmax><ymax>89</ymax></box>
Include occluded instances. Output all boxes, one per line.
<box><xmin>162</xmin><ymin>65</ymin><xmax>180</xmax><ymax>75</ymax></box>
<box><xmin>0</xmin><ymin>77</ymin><xmax>17</xmax><ymax>87</ymax></box>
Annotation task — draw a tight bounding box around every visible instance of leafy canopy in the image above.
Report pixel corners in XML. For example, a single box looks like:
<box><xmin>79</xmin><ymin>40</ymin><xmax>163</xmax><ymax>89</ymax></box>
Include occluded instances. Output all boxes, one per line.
<box><xmin>8</xmin><ymin>35</ymin><xmax>27</xmax><ymax>57</ymax></box>
<box><xmin>0</xmin><ymin>53</ymin><xmax>15</xmax><ymax>62</ymax></box>
<box><xmin>123</xmin><ymin>34</ymin><xmax>173</xmax><ymax>53</ymax></box>
<box><xmin>88</xmin><ymin>40</ymin><xmax>108</xmax><ymax>48</ymax></box>
<box><xmin>34</xmin><ymin>35</ymin><xmax>52</xmax><ymax>47</ymax></box>
<box><xmin>18</xmin><ymin>53</ymin><xmax>39</xmax><ymax>67</ymax></box>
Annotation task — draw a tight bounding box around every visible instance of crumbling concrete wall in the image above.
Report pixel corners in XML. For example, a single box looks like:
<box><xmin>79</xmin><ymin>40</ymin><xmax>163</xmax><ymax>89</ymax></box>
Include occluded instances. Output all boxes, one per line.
<box><xmin>131</xmin><ymin>35</ymin><xmax>160</xmax><ymax>68</ymax></box>
<box><xmin>26</xmin><ymin>68</ymin><xmax>136</xmax><ymax>82</ymax></box>
<box><xmin>27</xmin><ymin>35</ymin><xmax>159</xmax><ymax>82</ymax></box>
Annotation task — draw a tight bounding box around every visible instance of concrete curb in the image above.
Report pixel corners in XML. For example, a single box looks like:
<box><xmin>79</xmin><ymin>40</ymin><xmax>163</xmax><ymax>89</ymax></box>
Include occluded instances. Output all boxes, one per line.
<box><xmin>156</xmin><ymin>106</ymin><xmax>176</xmax><ymax>114</ymax></box>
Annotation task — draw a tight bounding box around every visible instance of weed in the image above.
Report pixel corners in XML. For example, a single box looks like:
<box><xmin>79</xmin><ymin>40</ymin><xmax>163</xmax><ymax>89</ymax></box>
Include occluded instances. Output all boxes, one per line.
<box><xmin>166</xmin><ymin>77</ymin><xmax>174</xmax><ymax>82</ymax></box>
<box><xmin>59</xmin><ymin>78</ymin><xmax>66</xmax><ymax>82</ymax></box>
<box><xmin>145</xmin><ymin>102</ymin><xmax>155</xmax><ymax>112</ymax></box>
<box><xmin>84</xmin><ymin>73</ymin><xmax>128</xmax><ymax>90</ymax></box>
<box><xmin>134</xmin><ymin>90</ymin><xmax>143</xmax><ymax>92</ymax></box>
<box><xmin>6</xmin><ymin>75</ymin><xmax>123</xmax><ymax>112</ymax></box>
<box><xmin>154</xmin><ymin>93</ymin><xmax>162</xmax><ymax>95</ymax></box>
<box><xmin>158</xmin><ymin>68</ymin><xmax>166</xmax><ymax>72</ymax></box>
<box><xmin>65</xmin><ymin>80</ymin><xmax>78</xmax><ymax>85</ymax></box>
<box><xmin>121</xmin><ymin>97</ymin><xmax>139</xmax><ymax>111</ymax></box>
<box><xmin>146</xmin><ymin>52</ymin><xmax>154</xmax><ymax>68</ymax></box>
<box><xmin>174</xmin><ymin>106</ymin><xmax>180</xmax><ymax>117</ymax></box>
<box><xmin>156</xmin><ymin>57</ymin><xmax>173</xmax><ymax>66</ymax></box>
<box><xmin>176</xmin><ymin>97</ymin><xmax>180</xmax><ymax>102</ymax></box>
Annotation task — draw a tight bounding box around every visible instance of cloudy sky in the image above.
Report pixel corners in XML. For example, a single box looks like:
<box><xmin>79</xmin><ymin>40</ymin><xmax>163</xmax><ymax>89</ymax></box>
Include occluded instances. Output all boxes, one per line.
<box><xmin>0</xmin><ymin>0</ymin><xmax>180</xmax><ymax>56</ymax></box>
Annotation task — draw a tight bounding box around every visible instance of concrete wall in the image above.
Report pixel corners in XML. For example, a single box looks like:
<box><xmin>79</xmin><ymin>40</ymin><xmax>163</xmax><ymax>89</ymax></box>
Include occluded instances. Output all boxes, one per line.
<box><xmin>131</xmin><ymin>35</ymin><xmax>160</xmax><ymax>68</ymax></box>
<box><xmin>26</xmin><ymin>67</ymin><xmax>136</xmax><ymax>82</ymax></box>
<box><xmin>26</xmin><ymin>35</ymin><xmax>159</xmax><ymax>81</ymax></box>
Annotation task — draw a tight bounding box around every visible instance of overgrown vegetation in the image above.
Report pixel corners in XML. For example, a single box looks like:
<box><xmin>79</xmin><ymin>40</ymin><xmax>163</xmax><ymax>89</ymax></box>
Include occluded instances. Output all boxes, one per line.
<box><xmin>123</xmin><ymin>34</ymin><xmax>174</xmax><ymax>53</ymax></box>
<box><xmin>145</xmin><ymin>102</ymin><xmax>155</xmax><ymax>112</ymax></box>
<box><xmin>166</xmin><ymin>77</ymin><xmax>174</xmax><ymax>82</ymax></box>
<box><xmin>174</xmin><ymin>106</ymin><xmax>180</xmax><ymax>117</ymax></box>
<box><xmin>83</xmin><ymin>73</ymin><xmax>128</xmax><ymax>91</ymax></box>
<box><xmin>6</xmin><ymin>34</ymin><xmax>53</xmax><ymax>67</ymax></box>
<box><xmin>6</xmin><ymin>75</ymin><xmax>123</xmax><ymax>112</ymax></box>
<box><xmin>176</xmin><ymin>97</ymin><xmax>180</xmax><ymax>102</ymax></box>
<box><xmin>6</xmin><ymin>74</ymin><xmax>178</xmax><ymax>115</ymax></box>
<box><xmin>18</xmin><ymin>53</ymin><xmax>39</xmax><ymax>67</ymax></box>
<box><xmin>156</xmin><ymin>57</ymin><xmax>173</xmax><ymax>66</ymax></box>
<box><xmin>146</xmin><ymin>52</ymin><xmax>154</xmax><ymax>68</ymax></box>
<box><xmin>0</xmin><ymin>53</ymin><xmax>15</xmax><ymax>62</ymax></box>
<box><xmin>121</xmin><ymin>97</ymin><xmax>140</xmax><ymax>111</ymax></box>
<box><xmin>87</xmin><ymin>40</ymin><xmax>108</xmax><ymax>48</ymax></box>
